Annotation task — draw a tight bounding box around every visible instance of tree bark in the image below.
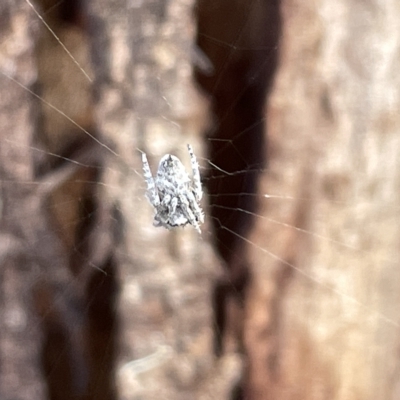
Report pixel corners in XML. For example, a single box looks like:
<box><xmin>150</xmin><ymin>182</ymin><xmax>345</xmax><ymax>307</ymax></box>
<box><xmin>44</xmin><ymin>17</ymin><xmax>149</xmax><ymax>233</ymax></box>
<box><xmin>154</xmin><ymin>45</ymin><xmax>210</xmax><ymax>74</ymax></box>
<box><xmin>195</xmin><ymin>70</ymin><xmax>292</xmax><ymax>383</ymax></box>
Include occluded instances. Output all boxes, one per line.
<box><xmin>0</xmin><ymin>2</ymin><xmax>47</xmax><ymax>399</ymax></box>
<box><xmin>86</xmin><ymin>0</ymin><xmax>233</xmax><ymax>398</ymax></box>
<box><xmin>246</xmin><ymin>1</ymin><xmax>400</xmax><ymax>399</ymax></box>
<box><xmin>3</xmin><ymin>1</ymin><xmax>399</xmax><ymax>399</ymax></box>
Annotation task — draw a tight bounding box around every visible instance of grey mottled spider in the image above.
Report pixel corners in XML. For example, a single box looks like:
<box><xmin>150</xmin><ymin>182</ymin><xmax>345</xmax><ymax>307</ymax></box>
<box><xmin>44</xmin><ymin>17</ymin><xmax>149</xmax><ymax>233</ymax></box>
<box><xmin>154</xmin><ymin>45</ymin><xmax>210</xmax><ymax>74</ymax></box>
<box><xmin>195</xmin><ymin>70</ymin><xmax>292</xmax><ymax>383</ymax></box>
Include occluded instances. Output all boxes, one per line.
<box><xmin>142</xmin><ymin>144</ymin><xmax>204</xmax><ymax>233</ymax></box>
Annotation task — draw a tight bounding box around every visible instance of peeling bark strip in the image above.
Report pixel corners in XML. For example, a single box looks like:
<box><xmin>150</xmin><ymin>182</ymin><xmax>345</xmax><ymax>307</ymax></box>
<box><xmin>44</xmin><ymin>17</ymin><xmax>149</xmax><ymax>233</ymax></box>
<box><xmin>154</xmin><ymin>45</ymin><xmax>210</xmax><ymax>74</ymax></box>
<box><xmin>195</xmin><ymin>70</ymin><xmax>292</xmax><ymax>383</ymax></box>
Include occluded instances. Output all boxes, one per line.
<box><xmin>194</xmin><ymin>0</ymin><xmax>281</xmax><ymax>361</ymax></box>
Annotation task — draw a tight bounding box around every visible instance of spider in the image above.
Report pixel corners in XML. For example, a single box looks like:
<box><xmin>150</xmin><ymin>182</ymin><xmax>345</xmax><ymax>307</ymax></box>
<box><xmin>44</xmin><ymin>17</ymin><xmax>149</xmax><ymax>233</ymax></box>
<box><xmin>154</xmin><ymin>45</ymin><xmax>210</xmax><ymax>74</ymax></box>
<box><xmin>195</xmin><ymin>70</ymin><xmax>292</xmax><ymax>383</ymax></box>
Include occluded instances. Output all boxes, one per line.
<box><xmin>142</xmin><ymin>144</ymin><xmax>204</xmax><ymax>233</ymax></box>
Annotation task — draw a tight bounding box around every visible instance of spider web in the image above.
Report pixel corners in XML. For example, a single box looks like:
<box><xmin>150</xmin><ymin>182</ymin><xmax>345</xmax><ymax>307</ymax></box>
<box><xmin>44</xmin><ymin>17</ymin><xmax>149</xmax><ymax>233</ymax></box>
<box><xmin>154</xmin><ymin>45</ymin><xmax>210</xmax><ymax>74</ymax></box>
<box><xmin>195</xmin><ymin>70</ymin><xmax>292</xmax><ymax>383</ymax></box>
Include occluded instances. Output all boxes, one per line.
<box><xmin>1</xmin><ymin>0</ymin><xmax>400</xmax><ymax>399</ymax></box>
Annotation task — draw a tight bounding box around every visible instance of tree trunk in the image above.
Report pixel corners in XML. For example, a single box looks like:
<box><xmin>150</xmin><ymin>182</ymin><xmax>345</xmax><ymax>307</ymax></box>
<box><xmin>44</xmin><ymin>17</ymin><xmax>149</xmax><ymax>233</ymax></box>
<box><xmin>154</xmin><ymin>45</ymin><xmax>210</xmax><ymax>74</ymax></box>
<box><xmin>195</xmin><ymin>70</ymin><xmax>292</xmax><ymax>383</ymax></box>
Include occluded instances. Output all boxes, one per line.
<box><xmin>245</xmin><ymin>1</ymin><xmax>400</xmax><ymax>399</ymax></box>
<box><xmin>85</xmin><ymin>0</ymin><xmax>232</xmax><ymax>398</ymax></box>
<box><xmin>2</xmin><ymin>0</ymin><xmax>400</xmax><ymax>399</ymax></box>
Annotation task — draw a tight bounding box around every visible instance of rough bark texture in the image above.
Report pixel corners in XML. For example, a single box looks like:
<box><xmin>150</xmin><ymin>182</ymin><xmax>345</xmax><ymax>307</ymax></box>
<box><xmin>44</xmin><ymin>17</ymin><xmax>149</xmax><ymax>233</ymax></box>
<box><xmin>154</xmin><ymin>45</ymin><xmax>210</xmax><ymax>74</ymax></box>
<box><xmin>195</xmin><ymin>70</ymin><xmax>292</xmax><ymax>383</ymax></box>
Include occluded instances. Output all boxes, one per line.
<box><xmin>245</xmin><ymin>1</ymin><xmax>400</xmax><ymax>399</ymax></box>
<box><xmin>85</xmin><ymin>0</ymin><xmax>235</xmax><ymax>398</ymax></box>
<box><xmin>0</xmin><ymin>2</ymin><xmax>47</xmax><ymax>399</ymax></box>
<box><xmin>1</xmin><ymin>1</ymin><xmax>119</xmax><ymax>399</ymax></box>
<box><xmin>2</xmin><ymin>0</ymin><xmax>400</xmax><ymax>399</ymax></box>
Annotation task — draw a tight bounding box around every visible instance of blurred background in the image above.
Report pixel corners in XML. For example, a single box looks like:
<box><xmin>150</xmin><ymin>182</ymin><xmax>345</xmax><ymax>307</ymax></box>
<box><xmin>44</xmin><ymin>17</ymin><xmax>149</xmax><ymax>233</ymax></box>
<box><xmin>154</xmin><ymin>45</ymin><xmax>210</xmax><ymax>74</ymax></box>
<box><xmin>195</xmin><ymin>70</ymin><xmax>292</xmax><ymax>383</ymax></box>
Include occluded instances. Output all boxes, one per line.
<box><xmin>1</xmin><ymin>0</ymin><xmax>400</xmax><ymax>399</ymax></box>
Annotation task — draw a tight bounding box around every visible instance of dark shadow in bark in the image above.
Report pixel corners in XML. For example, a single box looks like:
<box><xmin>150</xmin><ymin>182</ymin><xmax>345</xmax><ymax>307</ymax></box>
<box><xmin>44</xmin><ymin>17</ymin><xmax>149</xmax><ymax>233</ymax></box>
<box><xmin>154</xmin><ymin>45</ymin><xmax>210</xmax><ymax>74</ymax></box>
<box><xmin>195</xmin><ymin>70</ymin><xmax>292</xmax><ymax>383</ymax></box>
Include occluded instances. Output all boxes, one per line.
<box><xmin>194</xmin><ymin>0</ymin><xmax>281</xmax><ymax>397</ymax></box>
<box><xmin>85</xmin><ymin>256</ymin><xmax>119</xmax><ymax>400</ymax></box>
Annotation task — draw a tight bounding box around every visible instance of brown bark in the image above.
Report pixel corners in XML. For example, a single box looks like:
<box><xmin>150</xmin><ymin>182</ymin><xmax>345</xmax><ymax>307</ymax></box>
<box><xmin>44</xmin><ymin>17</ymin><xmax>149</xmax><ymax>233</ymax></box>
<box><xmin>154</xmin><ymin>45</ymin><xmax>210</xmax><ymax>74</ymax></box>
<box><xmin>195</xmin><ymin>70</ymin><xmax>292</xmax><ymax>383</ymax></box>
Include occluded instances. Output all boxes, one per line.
<box><xmin>85</xmin><ymin>0</ymin><xmax>231</xmax><ymax>398</ymax></box>
<box><xmin>2</xmin><ymin>0</ymin><xmax>399</xmax><ymax>399</ymax></box>
<box><xmin>0</xmin><ymin>2</ymin><xmax>48</xmax><ymax>399</ymax></box>
<box><xmin>245</xmin><ymin>1</ymin><xmax>400</xmax><ymax>399</ymax></box>
<box><xmin>1</xmin><ymin>1</ymin><xmax>118</xmax><ymax>399</ymax></box>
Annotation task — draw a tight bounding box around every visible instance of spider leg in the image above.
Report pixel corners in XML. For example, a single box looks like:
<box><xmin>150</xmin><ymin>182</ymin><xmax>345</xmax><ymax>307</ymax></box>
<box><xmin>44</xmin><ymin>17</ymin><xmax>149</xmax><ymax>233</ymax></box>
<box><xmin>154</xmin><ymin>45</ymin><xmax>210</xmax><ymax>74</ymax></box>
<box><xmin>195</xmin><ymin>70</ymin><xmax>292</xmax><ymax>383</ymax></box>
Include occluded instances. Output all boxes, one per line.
<box><xmin>153</xmin><ymin>215</ymin><xmax>173</xmax><ymax>229</ymax></box>
<box><xmin>187</xmin><ymin>144</ymin><xmax>202</xmax><ymax>202</ymax></box>
<box><xmin>186</xmin><ymin>191</ymin><xmax>204</xmax><ymax>224</ymax></box>
<box><xmin>168</xmin><ymin>197</ymin><xmax>188</xmax><ymax>227</ymax></box>
<box><xmin>169</xmin><ymin>197</ymin><xmax>178</xmax><ymax>215</ymax></box>
<box><xmin>162</xmin><ymin>194</ymin><xmax>172</xmax><ymax>207</ymax></box>
<box><xmin>153</xmin><ymin>217</ymin><xmax>163</xmax><ymax>227</ymax></box>
<box><xmin>152</xmin><ymin>193</ymin><xmax>172</xmax><ymax>228</ymax></box>
<box><xmin>193</xmin><ymin>201</ymin><xmax>204</xmax><ymax>224</ymax></box>
<box><xmin>142</xmin><ymin>152</ymin><xmax>160</xmax><ymax>207</ymax></box>
<box><xmin>180</xmin><ymin>195</ymin><xmax>201</xmax><ymax>233</ymax></box>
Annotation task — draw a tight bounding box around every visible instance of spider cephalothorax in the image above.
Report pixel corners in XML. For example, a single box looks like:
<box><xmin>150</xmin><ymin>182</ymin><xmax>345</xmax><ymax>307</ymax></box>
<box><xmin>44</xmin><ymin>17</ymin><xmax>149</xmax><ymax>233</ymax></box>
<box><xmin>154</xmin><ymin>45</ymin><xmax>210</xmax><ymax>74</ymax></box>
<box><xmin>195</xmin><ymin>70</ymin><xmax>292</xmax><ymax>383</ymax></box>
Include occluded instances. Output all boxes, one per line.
<box><xmin>142</xmin><ymin>144</ymin><xmax>204</xmax><ymax>233</ymax></box>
